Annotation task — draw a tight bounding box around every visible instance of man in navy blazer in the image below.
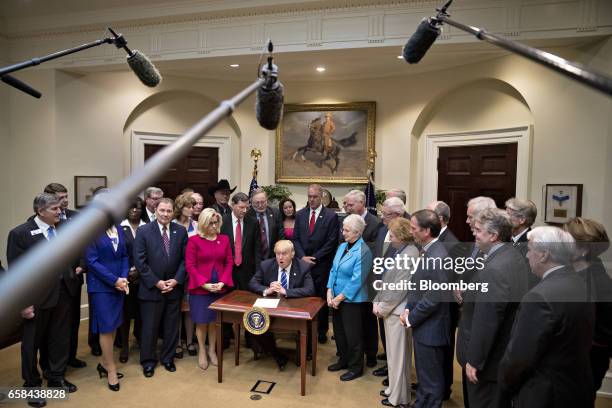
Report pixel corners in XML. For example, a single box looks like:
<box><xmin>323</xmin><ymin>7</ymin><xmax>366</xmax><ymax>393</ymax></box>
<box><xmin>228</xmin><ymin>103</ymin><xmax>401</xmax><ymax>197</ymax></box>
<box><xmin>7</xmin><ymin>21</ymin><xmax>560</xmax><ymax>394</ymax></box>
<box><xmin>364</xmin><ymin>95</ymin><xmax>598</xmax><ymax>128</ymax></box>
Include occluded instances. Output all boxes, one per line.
<box><xmin>293</xmin><ymin>184</ymin><xmax>339</xmax><ymax>343</ymax></box>
<box><xmin>6</xmin><ymin>193</ymin><xmax>79</xmax><ymax>406</ymax></box>
<box><xmin>134</xmin><ymin>197</ymin><xmax>188</xmax><ymax>378</ymax></box>
<box><xmin>401</xmin><ymin>209</ymin><xmax>450</xmax><ymax>408</ymax></box>
<box><xmin>249</xmin><ymin>240</ymin><xmax>315</xmax><ymax>369</ymax></box>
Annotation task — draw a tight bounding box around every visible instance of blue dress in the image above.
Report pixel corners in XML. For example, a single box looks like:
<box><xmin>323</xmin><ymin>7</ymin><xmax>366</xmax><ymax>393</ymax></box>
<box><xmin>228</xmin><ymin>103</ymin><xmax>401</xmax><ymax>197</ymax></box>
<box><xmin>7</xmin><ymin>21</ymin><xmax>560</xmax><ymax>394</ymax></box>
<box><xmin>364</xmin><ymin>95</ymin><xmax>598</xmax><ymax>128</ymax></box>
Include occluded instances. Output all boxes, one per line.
<box><xmin>86</xmin><ymin>228</ymin><xmax>129</xmax><ymax>334</ymax></box>
<box><xmin>189</xmin><ymin>267</ymin><xmax>222</xmax><ymax>324</ymax></box>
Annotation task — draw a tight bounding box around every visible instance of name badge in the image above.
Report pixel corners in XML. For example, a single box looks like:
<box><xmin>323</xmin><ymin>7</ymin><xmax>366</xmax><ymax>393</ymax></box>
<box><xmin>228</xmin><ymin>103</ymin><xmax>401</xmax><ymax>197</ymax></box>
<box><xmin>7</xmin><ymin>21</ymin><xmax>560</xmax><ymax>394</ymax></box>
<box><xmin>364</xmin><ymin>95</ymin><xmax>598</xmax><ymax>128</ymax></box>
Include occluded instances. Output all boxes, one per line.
<box><xmin>30</xmin><ymin>229</ymin><xmax>42</xmax><ymax>236</ymax></box>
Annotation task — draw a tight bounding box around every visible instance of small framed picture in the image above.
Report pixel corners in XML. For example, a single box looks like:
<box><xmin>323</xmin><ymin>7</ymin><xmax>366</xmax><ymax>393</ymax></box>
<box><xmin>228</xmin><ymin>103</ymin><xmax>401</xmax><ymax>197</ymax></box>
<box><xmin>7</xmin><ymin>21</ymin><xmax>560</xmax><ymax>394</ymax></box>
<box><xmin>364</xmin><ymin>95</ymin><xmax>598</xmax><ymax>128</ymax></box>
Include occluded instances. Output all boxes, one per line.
<box><xmin>544</xmin><ymin>184</ymin><xmax>583</xmax><ymax>224</ymax></box>
<box><xmin>74</xmin><ymin>176</ymin><xmax>107</xmax><ymax>208</ymax></box>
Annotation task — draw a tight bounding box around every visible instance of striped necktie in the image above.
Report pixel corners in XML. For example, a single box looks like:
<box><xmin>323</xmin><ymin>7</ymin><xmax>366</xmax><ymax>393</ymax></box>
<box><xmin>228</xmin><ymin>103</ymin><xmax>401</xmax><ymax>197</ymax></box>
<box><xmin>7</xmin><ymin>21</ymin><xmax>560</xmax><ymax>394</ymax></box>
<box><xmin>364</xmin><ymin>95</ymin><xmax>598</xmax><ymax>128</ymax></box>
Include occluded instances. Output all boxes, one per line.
<box><xmin>281</xmin><ymin>269</ymin><xmax>288</xmax><ymax>290</ymax></box>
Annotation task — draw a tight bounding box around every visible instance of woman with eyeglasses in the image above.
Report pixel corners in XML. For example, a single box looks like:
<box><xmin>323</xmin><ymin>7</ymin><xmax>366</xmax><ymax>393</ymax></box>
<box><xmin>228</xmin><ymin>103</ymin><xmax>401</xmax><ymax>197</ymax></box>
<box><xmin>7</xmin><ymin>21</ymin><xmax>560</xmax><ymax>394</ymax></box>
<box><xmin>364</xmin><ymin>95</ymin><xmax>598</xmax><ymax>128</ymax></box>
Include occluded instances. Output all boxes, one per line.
<box><xmin>185</xmin><ymin>208</ymin><xmax>234</xmax><ymax>370</ymax></box>
<box><xmin>117</xmin><ymin>197</ymin><xmax>146</xmax><ymax>363</ymax></box>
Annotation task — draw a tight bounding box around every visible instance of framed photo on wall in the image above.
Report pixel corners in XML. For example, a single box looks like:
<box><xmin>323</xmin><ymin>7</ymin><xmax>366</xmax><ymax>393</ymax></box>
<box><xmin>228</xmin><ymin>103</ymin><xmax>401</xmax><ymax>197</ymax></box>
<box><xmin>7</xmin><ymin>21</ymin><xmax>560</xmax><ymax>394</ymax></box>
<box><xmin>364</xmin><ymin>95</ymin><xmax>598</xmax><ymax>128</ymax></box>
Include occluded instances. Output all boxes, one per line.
<box><xmin>544</xmin><ymin>184</ymin><xmax>583</xmax><ymax>224</ymax></box>
<box><xmin>74</xmin><ymin>176</ymin><xmax>107</xmax><ymax>208</ymax></box>
<box><xmin>275</xmin><ymin>102</ymin><xmax>376</xmax><ymax>184</ymax></box>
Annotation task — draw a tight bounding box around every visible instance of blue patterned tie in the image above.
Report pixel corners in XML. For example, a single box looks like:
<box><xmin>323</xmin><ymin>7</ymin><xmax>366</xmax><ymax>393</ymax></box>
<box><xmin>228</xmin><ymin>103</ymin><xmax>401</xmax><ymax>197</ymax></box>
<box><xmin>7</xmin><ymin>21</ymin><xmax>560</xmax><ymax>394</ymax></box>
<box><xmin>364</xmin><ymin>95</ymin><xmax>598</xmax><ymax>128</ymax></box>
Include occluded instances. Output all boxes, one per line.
<box><xmin>47</xmin><ymin>226</ymin><xmax>56</xmax><ymax>240</ymax></box>
<box><xmin>281</xmin><ymin>269</ymin><xmax>288</xmax><ymax>290</ymax></box>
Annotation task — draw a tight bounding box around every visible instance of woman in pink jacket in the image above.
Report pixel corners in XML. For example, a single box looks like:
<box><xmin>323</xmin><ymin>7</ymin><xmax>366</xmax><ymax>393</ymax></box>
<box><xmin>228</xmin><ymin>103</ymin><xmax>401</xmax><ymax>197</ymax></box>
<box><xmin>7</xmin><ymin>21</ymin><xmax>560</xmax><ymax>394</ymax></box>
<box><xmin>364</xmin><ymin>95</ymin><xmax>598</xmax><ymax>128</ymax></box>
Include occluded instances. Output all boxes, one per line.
<box><xmin>185</xmin><ymin>208</ymin><xmax>233</xmax><ymax>370</ymax></box>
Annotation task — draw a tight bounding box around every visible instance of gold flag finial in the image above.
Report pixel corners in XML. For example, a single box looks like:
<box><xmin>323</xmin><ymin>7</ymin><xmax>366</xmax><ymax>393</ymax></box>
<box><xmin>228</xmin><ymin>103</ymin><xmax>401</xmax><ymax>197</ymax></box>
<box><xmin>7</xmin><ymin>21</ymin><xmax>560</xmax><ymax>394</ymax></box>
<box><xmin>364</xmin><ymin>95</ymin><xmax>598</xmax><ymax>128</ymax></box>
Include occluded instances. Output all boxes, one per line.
<box><xmin>251</xmin><ymin>148</ymin><xmax>262</xmax><ymax>178</ymax></box>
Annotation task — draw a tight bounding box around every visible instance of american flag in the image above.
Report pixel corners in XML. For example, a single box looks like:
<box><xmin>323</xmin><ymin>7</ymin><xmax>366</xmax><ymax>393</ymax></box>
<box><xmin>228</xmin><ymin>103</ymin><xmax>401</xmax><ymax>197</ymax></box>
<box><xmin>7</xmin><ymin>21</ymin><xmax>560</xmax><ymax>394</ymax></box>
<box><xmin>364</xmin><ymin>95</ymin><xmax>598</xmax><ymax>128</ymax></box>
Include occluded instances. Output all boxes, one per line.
<box><xmin>364</xmin><ymin>171</ymin><xmax>377</xmax><ymax>215</ymax></box>
<box><xmin>248</xmin><ymin>176</ymin><xmax>259</xmax><ymax>204</ymax></box>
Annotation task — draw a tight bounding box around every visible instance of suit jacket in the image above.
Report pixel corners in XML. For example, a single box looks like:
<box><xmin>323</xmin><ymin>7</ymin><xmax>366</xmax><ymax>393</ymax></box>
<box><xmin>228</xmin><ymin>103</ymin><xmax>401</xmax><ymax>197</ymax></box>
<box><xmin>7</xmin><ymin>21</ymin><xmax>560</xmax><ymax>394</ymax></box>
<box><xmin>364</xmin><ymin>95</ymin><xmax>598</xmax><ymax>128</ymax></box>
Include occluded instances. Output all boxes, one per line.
<box><xmin>498</xmin><ymin>267</ymin><xmax>594</xmax><ymax>408</ymax></box>
<box><xmin>209</xmin><ymin>202</ymin><xmax>231</xmax><ymax>218</ymax></box>
<box><xmin>437</xmin><ymin>226</ymin><xmax>461</xmax><ymax>281</ymax></box>
<box><xmin>134</xmin><ymin>221</ymin><xmax>188</xmax><ymax>301</ymax></box>
<box><xmin>248</xmin><ymin>206</ymin><xmax>284</xmax><ymax>259</ymax></box>
<box><xmin>64</xmin><ymin>208</ymin><xmax>79</xmax><ymax>220</ymax></box>
<box><xmin>293</xmin><ymin>206</ymin><xmax>339</xmax><ymax>280</ymax></box>
<box><xmin>405</xmin><ymin>240</ymin><xmax>451</xmax><ymax>346</ymax></box>
<box><xmin>85</xmin><ymin>227</ymin><xmax>129</xmax><ymax>293</ymax></box>
<box><xmin>220</xmin><ymin>213</ymin><xmax>261</xmax><ymax>290</ymax></box>
<box><xmin>373</xmin><ymin>244</ymin><xmax>419</xmax><ymax>317</ymax></box>
<box><xmin>6</xmin><ymin>219</ymin><xmax>77</xmax><ymax>308</ymax></box>
<box><xmin>140</xmin><ymin>207</ymin><xmax>155</xmax><ymax>224</ymax></box>
<box><xmin>249</xmin><ymin>258</ymin><xmax>315</xmax><ymax>298</ymax></box>
<box><xmin>327</xmin><ymin>238</ymin><xmax>373</xmax><ymax>303</ymax></box>
<box><xmin>513</xmin><ymin>227</ymin><xmax>539</xmax><ymax>289</ymax></box>
<box><xmin>456</xmin><ymin>243</ymin><xmax>530</xmax><ymax>381</ymax></box>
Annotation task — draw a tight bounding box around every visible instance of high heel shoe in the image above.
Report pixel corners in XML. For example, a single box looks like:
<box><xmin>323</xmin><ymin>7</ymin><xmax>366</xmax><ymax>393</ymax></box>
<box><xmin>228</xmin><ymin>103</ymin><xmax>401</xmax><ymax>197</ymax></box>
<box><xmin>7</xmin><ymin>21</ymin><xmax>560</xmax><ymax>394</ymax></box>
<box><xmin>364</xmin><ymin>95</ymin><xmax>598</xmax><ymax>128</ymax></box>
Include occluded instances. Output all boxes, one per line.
<box><xmin>108</xmin><ymin>382</ymin><xmax>120</xmax><ymax>392</ymax></box>
<box><xmin>97</xmin><ymin>363</ymin><xmax>124</xmax><ymax>379</ymax></box>
<box><xmin>207</xmin><ymin>346</ymin><xmax>218</xmax><ymax>367</ymax></box>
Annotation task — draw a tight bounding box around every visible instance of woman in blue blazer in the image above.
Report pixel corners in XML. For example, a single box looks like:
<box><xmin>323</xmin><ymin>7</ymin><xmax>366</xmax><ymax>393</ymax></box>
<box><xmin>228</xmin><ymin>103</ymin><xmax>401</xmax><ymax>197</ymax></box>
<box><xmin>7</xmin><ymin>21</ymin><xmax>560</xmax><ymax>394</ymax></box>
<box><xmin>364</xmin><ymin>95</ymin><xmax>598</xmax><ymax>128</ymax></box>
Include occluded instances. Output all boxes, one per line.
<box><xmin>327</xmin><ymin>214</ymin><xmax>373</xmax><ymax>381</ymax></box>
<box><xmin>86</xmin><ymin>224</ymin><xmax>129</xmax><ymax>391</ymax></box>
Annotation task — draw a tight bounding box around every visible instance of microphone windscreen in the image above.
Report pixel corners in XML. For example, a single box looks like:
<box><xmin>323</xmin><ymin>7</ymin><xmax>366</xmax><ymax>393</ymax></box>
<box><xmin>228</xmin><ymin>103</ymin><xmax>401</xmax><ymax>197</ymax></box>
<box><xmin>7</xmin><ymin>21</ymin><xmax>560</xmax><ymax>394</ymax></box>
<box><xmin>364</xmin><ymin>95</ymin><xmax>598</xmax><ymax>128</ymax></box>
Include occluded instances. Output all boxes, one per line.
<box><xmin>127</xmin><ymin>51</ymin><xmax>162</xmax><ymax>87</ymax></box>
<box><xmin>256</xmin><ymin>81</ymin><xmax>284</xmax><ymax>130</ymax></box>
<box><xmin>403</xmin><ymin>18</ymin><xmax>440</xmax><ymax>64</ymax></box>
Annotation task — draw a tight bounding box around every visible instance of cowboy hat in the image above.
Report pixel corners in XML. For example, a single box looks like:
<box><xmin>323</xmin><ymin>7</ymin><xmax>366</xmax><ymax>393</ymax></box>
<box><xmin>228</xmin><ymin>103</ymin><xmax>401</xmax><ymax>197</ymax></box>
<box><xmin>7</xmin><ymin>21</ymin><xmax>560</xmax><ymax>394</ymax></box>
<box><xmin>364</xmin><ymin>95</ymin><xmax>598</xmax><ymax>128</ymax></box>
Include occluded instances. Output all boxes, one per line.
<box><xmin>208</xmin><ymin>179</ymin><xmax>237</xmax><ymax>195</ymax></box>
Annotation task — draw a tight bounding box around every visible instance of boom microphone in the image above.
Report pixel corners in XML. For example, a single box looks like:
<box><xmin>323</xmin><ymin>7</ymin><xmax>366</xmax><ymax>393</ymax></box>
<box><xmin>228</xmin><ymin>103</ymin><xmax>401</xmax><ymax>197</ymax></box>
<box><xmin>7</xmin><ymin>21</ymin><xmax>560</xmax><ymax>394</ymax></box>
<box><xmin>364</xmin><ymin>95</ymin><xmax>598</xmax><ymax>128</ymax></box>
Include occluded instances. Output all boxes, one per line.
<box><xmin>108</xmin><ymin>27</ymin><xmax>162</xmax><ymax>87</ymax></box>
<box><xmin>255</xmin><ymin>41</ymin><xmax>284</xmax><ymax>130</ymax></box>
<box><xmin>403</xmin><ymin>18</ymin><xmax>441</xmax><ymax>64</ymax></box>
<box><xmin>1</xmin><ymin>74</ymin><xmax>42</xmax><ymax>98</ymax></box>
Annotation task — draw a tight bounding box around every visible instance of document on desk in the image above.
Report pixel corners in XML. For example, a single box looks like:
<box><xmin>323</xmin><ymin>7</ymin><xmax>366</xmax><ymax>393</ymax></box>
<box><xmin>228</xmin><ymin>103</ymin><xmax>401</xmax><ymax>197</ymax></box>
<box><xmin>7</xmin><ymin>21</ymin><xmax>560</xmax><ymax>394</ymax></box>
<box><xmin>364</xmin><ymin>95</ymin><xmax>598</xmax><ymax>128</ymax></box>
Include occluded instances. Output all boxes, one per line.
<box><xmin>253</xmin><ymin>298</ymin><xmax>280</xmax><ymax>308</ymax></box>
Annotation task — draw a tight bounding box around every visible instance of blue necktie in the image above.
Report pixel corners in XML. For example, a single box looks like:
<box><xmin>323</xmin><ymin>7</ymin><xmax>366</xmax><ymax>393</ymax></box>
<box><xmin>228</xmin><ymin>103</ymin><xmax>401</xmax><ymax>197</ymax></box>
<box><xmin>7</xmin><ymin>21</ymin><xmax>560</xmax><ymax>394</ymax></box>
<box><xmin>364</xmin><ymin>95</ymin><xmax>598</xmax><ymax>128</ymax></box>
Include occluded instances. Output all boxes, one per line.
<box><xmin>47</xmin><ymin>226</ymin><xmax>56</xmax><ymax>239</ymax></box>
<box><xmin>281</xmin><ymin>269</ymin><xmax>288</xmax><ymax>290</ymax></box>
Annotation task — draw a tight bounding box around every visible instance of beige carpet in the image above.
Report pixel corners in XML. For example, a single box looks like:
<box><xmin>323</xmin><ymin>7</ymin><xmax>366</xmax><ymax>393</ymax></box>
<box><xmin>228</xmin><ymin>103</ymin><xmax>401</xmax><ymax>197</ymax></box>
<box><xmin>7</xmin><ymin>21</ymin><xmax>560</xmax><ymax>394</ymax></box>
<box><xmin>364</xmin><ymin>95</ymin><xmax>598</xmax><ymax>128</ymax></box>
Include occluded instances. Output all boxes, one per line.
<box><xmin>0</xmin><ymin>324</ymin><xmax>610</xmax><ymax>408</ymax></box>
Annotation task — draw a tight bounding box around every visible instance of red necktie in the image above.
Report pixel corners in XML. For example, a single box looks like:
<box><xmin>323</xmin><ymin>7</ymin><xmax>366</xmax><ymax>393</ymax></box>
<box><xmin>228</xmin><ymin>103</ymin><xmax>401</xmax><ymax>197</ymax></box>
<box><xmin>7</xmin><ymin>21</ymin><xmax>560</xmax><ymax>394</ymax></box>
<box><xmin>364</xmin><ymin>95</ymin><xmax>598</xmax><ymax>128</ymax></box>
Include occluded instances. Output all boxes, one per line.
<box><xmin>234</xmin><ymin>219</ymin><xmax>243</xmax><ymax>266</ymax></box>
<box><xmin>309</xmin><ymin>209</ymin><xmax>316</xmax><ymax>235</ymax></box>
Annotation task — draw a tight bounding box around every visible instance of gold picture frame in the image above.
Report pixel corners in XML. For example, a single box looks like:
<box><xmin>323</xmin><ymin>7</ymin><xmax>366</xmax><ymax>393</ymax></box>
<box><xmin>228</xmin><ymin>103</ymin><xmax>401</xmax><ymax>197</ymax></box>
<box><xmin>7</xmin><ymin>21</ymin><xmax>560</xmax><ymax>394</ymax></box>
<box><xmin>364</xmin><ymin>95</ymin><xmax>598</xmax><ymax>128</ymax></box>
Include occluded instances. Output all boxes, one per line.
<box><xmin>275</xmin><ymin>102</ymin><xmax>376</xmax><ymax>184</ymax></box>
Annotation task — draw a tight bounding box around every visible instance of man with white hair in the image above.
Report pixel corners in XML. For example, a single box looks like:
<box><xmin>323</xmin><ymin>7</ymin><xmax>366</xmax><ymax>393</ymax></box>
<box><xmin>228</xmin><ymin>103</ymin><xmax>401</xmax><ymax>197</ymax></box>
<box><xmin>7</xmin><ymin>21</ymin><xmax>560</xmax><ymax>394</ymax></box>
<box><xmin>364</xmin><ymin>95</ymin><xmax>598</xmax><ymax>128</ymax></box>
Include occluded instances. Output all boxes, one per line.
<box><xmin>456</xmin><ymin>208</ymin><xmax>529</xmax><ymax>408</ymax></box>
<box><xmin>498</xmin><ymin>227</ymin><xmax>594</xmax><ymax>408</ymax></box>
<box><xmin>141</xmin><ymin>187</ymin><xmax>164</xmax><ymax>223</ymax></box>
<box><xmin>343</xmin><ymin>189</ymin><xmax>381</xmax><ymax>368</ymax></box>
<box><xmin>385</xmin><ymin>189</ymin><xmax>410</xmax><ymax>219</ymax></box>
<box><xmin>504</xmin><ymin>198</ymin><xmax>537</xmax><ymax>257</ymax></box>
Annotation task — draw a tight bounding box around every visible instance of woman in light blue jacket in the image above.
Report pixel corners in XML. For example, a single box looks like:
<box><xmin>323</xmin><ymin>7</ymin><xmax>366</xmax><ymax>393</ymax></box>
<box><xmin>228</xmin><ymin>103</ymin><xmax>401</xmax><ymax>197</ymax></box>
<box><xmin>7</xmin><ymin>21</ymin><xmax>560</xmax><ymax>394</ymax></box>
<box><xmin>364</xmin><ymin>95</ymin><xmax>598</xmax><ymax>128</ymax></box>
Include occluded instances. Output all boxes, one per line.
<box><xmin>327</xmin><ymin>214</ymin><xmax>373</xmax><ymax>381</ymax></box>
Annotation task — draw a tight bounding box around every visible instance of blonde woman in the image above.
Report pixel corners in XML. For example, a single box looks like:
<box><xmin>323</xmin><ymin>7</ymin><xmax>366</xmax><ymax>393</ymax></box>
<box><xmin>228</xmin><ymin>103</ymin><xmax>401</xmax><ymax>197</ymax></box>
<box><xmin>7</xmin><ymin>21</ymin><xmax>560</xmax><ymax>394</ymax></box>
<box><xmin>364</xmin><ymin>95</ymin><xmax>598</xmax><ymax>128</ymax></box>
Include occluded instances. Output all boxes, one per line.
<box><xmin>373</xmin><ymin>218</ymin><xmax>419</xmax><ymax>407</ymax></box>
<box><xmin>185</xmin><ymin>208</ymin><xmax>234</xmax><ymax>370</ymax></box>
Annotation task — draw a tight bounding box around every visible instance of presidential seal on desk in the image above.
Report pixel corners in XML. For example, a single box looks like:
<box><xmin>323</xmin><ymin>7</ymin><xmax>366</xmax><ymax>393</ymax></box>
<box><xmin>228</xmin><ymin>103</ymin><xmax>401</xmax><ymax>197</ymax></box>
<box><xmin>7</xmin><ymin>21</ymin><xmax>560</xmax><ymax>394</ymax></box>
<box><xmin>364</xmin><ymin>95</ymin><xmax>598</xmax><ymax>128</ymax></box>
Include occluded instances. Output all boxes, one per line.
<box><xmin>243</xmin><ymin>307</ymin><xmax>270</xmax><ymax>335</ymax></box>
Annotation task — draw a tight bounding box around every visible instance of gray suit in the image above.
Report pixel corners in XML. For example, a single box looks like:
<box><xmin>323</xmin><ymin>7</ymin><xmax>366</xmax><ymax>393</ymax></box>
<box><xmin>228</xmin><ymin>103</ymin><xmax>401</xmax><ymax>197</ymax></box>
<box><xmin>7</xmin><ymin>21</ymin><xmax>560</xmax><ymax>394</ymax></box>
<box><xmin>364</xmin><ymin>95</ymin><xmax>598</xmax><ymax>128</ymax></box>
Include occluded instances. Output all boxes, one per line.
<box><xmin>373</xmin><ymin>244</ymin><xmax>419</xmax><ymax>406</ymax></box>
<box><xmin>456</xmin><ymin>243</ymin><xmax>530</xmax><ymax>408</ymax></box>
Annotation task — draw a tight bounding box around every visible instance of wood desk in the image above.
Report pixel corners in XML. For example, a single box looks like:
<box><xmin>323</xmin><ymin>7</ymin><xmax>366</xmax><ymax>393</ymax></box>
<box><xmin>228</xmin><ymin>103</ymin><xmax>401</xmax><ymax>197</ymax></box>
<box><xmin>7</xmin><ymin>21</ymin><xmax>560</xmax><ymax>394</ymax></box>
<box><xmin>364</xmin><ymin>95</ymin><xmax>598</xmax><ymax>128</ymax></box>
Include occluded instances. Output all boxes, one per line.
<box><xmin>209</xmin><ymin>290</ymin><xmax>325</xmax><ymax>396</ymax></box>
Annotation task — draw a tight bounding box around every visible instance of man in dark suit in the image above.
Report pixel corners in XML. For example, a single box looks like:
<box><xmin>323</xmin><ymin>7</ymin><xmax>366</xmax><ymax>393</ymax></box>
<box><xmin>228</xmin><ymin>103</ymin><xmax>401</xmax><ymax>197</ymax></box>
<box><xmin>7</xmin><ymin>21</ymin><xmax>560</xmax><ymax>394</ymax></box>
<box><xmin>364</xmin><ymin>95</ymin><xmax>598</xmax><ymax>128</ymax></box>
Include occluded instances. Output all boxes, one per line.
<box><xmin>505</xmin><ymin>197</ymin><xmax>539</xmax><ymax>289</ymax></box>
<box><xmin>141</xmin><ymin>186</ymin><xmax>164</xmax><ymax>223</ymax></box>
<box><xmin>371</xmin><ymin>196</ymin><xmax>406</xmax><ymax>378</ymax></box>
<box><xmin>134</xmin><ymin>197</ymin><xmax>188</xmax><ymax>377</ymax></box>
<box><xmin>208</xmin><ymin>179</ymin><xmax>236</xmax><ymax>217</ymax></box>
<box><xmin>7</xmin><ymin>193</ymin><xmax>79</xmax><ymax>407</ymax></box>
<box><xmin>400</xmin><ymin>209</ymin><xmax>450</xmax><ymax>408</ymax></box>
<box><xmin>249</xmin><ymin>240</ymin><xmax>315</xmax><ymax>369</ymax></box>
<box><xmin>427</xmin><ymin>200</ymin><xmax>460</xmax><ymax>400</ymax></box>
<box><xmin>293</xmin><ymin>184</ymin><xmax>339</xmax><ymax>344</ymax></box>
<box><xmin>498</xmin><ymin>226</ymin><xmax>594</xmax><ymax>408</ymax></box>
<box><xmin>248</xmin><ymin>188</ymin><xmax>284</xmax><ymax>260</ymax></box>
<box><xmin>41</xmin><ymin>183</ymin><xmax>87</xmax><ymax>369</ymax></box>
<box><xmin>456</xmin><ymin>208</ymin><xmax>529</xmax><ymax>408</ymax></box>
<box><xmin>343</xmin><ymin>189</ymin><xmax>381</xmax><ymax>367</ymax></box>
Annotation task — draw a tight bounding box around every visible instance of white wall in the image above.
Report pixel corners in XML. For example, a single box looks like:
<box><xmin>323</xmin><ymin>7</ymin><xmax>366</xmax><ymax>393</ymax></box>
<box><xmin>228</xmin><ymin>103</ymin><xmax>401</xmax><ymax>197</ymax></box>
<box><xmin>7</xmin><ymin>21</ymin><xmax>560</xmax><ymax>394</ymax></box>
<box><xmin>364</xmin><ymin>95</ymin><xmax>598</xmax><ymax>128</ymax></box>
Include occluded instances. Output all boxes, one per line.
<box><xmin>1</xmin><ymin>37</ymin><xmax>612</xmax><ymax>259</ymax></box>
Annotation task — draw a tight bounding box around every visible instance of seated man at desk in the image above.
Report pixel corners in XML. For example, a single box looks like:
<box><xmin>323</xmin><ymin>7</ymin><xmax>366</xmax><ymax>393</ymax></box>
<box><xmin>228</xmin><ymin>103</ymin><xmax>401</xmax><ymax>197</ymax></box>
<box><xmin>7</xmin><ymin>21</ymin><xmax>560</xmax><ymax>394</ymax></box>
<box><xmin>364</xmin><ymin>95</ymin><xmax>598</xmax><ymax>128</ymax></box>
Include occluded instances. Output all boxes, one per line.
<box><xmin>249</xmin><ymin>240</ymin><xmax>315</xmax><ymax>370</ymax></box>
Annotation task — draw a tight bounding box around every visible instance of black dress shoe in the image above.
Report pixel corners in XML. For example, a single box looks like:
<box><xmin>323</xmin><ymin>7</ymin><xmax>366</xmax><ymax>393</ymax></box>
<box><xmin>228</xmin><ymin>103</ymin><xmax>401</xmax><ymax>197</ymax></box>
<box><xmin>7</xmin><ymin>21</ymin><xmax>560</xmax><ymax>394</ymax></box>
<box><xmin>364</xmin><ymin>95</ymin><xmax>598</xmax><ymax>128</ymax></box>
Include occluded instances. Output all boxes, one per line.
<box><xmin>373</xmin><ymin>365</ymin><xmax>388</xmax><ymax>377</ymax></box>
<box><xmin>340</xmin><ymin>371</ymin><xmax>362</xmax><ymax>381</ymax></box>
<box><xmin>377</xmin><ymin>353</ymin><xmax>387</xmax><ymax>360</ymax></box>
<box><xmin>48</xmin><ymin>379</ymin><xmax>77</xmax><ymax>393</ymax></box>
<box><xmin>119</xmin><ymin>355</ymin><xmax>128</xmax><ymax>364</ymax></box>
<box><xmin>366</xmin><ymin>356</ymin><xmax>378</xmax><ymax>368</ymax></box>
<box><xmin>275</xmin><ymin>355</ymin><xmax>289</xmax><ymax>371</ymax></box>
<box><xmin>68</xmin><ymin>358</ymin><xmax>87</xmax><ymax>368</ymax></box>
<box><xmin>91</xmin><ymin>346</ymin><xmax>102</xmax><ymax>357</ymax></box>
<box><xmin>380</xmin><ymin>390</ymin><xmax>389</xmax><ymax>397</ymax></box>
<box><xmin>382</xmin><ymin>377</ymin><xmax>389</xmax><ymax>386</ymax></box>
<box><xmin>318</xmin><ymin>335</ymin><xmax>327</xmax><ymax>344</ymax></box>
<box><xmin>411</xmin><ymin>382</ymin><xmax>418</xmax><ymax>391</ymax></box>
<box><xmin>381</xmin><ymin>398</ymin><xmax>397</xmax><ymax>407</ymax></box>
<box><xmin>327</xmin><ymin>362</ymin><xmax>347</xmax><ymax>372</ymax></box>
<box><xmin>27</xmin><ymin>398</ymin><xmax>46</xmax><ymax>408</ymax></box>
<box><xmin>163</xmin><ymin>362</ymin><xmax>176</xmax><ymax>372</ymax></box>
<box><xmin>143</xmin><ymin>367</ymin><xmax>155</xmax><ymax>378</ymax></box>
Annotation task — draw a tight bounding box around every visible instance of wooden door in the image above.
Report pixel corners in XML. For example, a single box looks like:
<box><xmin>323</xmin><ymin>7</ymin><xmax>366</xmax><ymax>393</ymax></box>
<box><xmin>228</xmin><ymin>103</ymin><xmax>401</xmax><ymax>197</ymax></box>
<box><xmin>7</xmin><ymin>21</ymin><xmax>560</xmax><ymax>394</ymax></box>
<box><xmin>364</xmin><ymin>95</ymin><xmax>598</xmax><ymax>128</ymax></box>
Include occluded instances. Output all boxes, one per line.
<box><xmin>144</xmin><ymin>144</ymin><xmax>218</xmax><ymax>206</ymax></box>
<box><xmin>437</xmin><ymin>143</ymin><xmax>517</xmax><ymax>242</ymax></box>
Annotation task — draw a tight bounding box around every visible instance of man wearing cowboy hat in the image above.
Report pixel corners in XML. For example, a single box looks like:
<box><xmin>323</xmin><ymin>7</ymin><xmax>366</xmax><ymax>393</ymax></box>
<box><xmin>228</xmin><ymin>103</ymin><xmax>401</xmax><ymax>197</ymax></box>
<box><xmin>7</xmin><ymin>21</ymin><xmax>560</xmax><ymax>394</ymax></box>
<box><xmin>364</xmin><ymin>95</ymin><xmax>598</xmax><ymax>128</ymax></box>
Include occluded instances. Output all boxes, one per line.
<box><xmin>207</xmin><ymin>179</ymin><xmax>236</xmax><ymax>217</ymax></box>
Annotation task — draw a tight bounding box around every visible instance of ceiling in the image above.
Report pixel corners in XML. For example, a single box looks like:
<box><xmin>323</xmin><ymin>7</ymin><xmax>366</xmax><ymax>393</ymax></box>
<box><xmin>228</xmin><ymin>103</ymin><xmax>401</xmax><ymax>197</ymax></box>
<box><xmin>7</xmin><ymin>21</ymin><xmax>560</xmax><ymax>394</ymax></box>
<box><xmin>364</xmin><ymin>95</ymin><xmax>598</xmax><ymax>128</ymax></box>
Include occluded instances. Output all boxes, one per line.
<box><xmin>65</xmin><ymin>36</ymin><xmax>603</xmax><ymax>83</ymax></box>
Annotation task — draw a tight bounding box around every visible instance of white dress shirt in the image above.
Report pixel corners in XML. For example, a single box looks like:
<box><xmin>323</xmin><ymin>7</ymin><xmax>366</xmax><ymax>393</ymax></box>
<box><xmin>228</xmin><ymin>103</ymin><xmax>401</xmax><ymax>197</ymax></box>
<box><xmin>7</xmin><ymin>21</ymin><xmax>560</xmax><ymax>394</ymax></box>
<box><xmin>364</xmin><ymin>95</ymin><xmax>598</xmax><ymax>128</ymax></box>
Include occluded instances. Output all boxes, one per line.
<box><xmin>34</xmin><ymin>216</ymin><xmax>55</xmax><ymax>240</ymax></box>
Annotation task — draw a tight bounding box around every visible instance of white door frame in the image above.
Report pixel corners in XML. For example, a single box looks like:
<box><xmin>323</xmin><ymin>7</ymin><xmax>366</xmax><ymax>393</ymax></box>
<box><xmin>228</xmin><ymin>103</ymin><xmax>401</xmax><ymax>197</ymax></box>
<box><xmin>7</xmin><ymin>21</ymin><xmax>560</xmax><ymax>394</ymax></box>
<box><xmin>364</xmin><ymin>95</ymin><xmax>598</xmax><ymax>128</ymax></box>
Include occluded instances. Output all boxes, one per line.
<box><xmin>130</xmin><ymin>130</ymin><xmax>231</xmax><ymax>179</ymax></box>
<box><xmin>421</xmin><ymin>126</ymin><xmax>532</xmax><ymax>209</ymax></box>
